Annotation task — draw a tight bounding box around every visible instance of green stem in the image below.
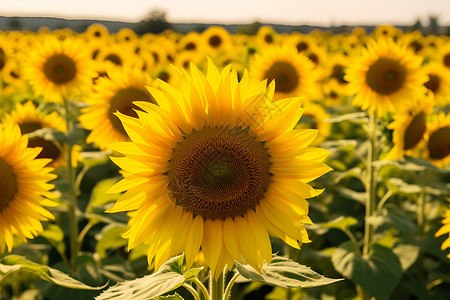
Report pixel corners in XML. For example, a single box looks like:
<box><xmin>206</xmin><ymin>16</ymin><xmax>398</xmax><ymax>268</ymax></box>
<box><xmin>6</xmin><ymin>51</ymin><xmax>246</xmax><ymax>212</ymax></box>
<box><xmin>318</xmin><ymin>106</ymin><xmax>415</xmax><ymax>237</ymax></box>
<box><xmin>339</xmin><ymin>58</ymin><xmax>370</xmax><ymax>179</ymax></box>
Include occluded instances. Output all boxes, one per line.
<box><xmin>223</xmin><ymin>272</ymin><xmax>240</xmax><ymax>300</ymax></box>
<box><xmin>64</xmin><ymin>99</ymin><xmax>79</xmax><ymax>270</ymax></box>
<box><xmin>210</xmin><ymin>270</ymin><xmax>224</xmax><ymax>300</ymax></box>
<box><xmin>183</xmin><ymin>283</ymin><xmax>201</xmax><ymax>300</ymax></box>
<box><xmin>417</xmin><ymin>170</ymin><xmax>428</xmax><ymax>280</ymax></box>
<box><xmin>363</xmin><ymin>112</ymin><xmax>377</xmax><ymax>259</ymax></box>
<box><xmin>193</xmin><ymin>277</ymin><xmax>210</xmax><ymax>300</ymax></box>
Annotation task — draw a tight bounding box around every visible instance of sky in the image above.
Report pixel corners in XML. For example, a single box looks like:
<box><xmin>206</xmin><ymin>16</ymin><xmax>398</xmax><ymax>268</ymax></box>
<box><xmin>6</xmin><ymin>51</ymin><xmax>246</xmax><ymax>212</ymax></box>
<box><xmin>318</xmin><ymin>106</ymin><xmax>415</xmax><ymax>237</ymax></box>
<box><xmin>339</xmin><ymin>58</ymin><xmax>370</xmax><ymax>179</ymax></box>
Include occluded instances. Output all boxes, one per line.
<box><xmin>1</xmin><ymin>0</ymin><xmax>450</xmax><ymax>26</ymax></box>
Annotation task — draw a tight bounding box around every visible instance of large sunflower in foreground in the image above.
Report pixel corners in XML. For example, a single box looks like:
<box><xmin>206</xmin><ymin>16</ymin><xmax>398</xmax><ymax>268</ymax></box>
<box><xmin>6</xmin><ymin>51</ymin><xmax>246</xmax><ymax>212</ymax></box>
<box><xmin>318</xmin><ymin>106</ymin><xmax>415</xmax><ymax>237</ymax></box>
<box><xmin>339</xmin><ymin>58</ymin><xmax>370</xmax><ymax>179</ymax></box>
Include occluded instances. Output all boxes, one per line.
<box><xmin>0</xmin><ymin>123</ymin><xmax>57</xmax><ymax>252</ymax></box>
<box><xmin>345</xmin><ymin>37</ymin><xmax>427</xmax><ymax>116</ymax></box>
<box><xmin>24</xmin><ymin>36</ymin><xmax>94</xmax><ymax>103</ymax></box>
<box><xmin>79</xmin><ymin>66</ymin><xmax>156</xmax><ymax>149</ymax></box>
<box><xmin>250</xmin><ymin>45</ymin><xmax>318</xmax><ymax>101</ymax></box>
<box><xmin>106</xmin><ymin>60</ymin><xmax>332</xmax><ymax>278</ymax></box>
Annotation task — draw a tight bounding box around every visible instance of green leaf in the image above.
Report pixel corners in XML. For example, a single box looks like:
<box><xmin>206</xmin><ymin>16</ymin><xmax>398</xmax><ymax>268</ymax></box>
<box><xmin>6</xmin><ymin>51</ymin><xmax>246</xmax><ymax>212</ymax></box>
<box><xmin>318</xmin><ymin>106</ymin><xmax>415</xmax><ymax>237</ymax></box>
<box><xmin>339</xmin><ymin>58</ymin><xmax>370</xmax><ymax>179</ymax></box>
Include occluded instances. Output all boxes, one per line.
<box><xmin>87</xmin><ymin>178</ymin><xmax>122</xmax><ymax>213</ymax></box>
<box><xmin>95</xmin><ymin>254</ymin><xmax>203</xmax><ymax>300</ymax></box>
<box><xmin>153</xmin><ymin>293</ymin><xmax>184</xmax><ymax>300</ymax></box>
<box><xmin>393</xmin><ymin>244</ymin><xmax>420</xmax><ymax>271</ymax></box>
<box><xmin>315</xmin><ymin>216</ymin><xmax>358</xmax><ymax>233</ymax></box>
<box><xmin>0</xmin><ymin>255</ymin><xmax>104</xmax><ymax>290</ymax></box>
<box><xmin>369</xmin><ymin>204</ymin><xmax>418</xmax><ymax>233</ymax></box>
<box><xmin>334</xmin><ymin>167</ymin><xmax>363</xmax><ymax>183</ymax></box>
<box><xmin>81</xmin><ymin>151</ymin><xmax>111</xmax><ymax>169</ymax></box>
<box><xmin>235</xmin><ymin>254</ymin><xmax>343</xmax><ymax>288</ymax></box>
<box><xmin>331</xmin><ymin>241</ymin><xmax>403</xmax><ymax>300</ymax></box>
<box><xmin>95</xmin><ymin>225</ymin><xmax>128</xmax><ymax>259</ymax></box>
<box><xmin>336</xmin><ymin>186</ymin><xmax>366</xmax><ymax>204</ymax></box>
<box><xmin>387</xmin><ymin>178</ymin><xmax>422</xmax><ymax>194</ymax></box>
<box><xmin>393</xmin><ymin>156</ymin><xmax>448</xmax><ymax>173</ymax></box>
<box><xmin>325</xmin><ymin>112</ymin><xmax>368</xmax><ymax>123</ymax></box>
<box><xmin>40</xmin><ymin>224</ymin><xmax>66</xmax><ymax>259</ymax></box>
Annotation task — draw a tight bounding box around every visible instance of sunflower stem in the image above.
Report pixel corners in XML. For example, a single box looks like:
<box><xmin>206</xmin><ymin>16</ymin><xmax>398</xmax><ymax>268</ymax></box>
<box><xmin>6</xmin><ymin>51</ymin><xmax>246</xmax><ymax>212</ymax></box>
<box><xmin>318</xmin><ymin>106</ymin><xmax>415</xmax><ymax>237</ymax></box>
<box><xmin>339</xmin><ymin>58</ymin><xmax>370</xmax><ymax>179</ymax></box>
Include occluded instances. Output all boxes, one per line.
<box><xmin>193</xmin><ymin>277</ymin><xmax>210</xmax><ymax>300</ymax></box>
<box><xmin>417</xmin><ymin>169</ymin><xmax>428</xmax><ymax>280</ymax></box>
<box><xmin>183</xmin><ymin>283</ymin><xmax>202</xmax><ymax>300</ymax></box>
<box><xmin>360</xmin><ymin>112</ymin><xmax>378</xmax><ymax>300</ymax></box>
<box><xmin>64</xmin><ymin>99</ymin><xmax>79</xmax><ymax>270</ymax></box>
<box><xmin>223</xmin><ymin>272</ymin><xmax>240</xmax><ymax>300</ymax></box>
<box><xmin>210</xmin><ymin>270</ymin><xmax>224</xmax><ymax>300</ymax></box>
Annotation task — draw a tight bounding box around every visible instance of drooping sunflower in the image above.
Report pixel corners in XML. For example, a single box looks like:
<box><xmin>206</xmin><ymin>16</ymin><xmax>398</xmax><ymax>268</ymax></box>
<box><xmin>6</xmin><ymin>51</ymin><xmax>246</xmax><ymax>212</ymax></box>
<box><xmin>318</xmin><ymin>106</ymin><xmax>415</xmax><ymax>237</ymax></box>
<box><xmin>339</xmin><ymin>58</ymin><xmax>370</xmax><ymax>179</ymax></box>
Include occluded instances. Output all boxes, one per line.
<box><xmin>2</xmin><ymin>100</ymin><xmax>79</xmax><ymax>168</ymax></box>
<box><xmin>0</xmin><ymin>123</ymin><xmax>57</xmax><ymax>252</ymax></box>
<box><xmin>345</xmin><ymin>37</ymin><xmax>428</xmax><ymax>116</ymax></box>
<box><xmin>250</xmin><ymin>45</ymin><xmax>318</xmax><ymax>100</ymax></box>
<box><xmin>385</xmin><ymin>92</ymin><xmax>434</xmax><ymax>160</ymax></box>
<box><xmin>106</xmin><ymin>60</ymin><xmax>332</xmax><ymax>278</ymax></box>
<box><xmin>435</xmin><ymin>203</ymin><xmax>450</xmax><ymax>258</ymax></box>
<box><xmin>424</xmin><ymin>112</ymin><xmax>450</xmax><ymax>168</ymax></box>
<box><xmin>79</xmin><ymin>66</ymin><xmax>156</xmax><ymax>149</ymax></box>
<box><xmin>24</xmin><ymin>36</ymin><xmax>94</xmax><ymax>103</ymax></box>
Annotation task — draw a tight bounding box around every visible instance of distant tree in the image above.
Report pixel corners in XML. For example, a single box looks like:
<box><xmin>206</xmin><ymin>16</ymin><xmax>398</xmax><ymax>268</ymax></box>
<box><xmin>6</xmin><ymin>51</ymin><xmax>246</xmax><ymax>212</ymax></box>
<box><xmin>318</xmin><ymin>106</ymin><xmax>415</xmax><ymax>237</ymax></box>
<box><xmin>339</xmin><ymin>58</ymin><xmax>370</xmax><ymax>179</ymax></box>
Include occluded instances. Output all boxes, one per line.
<box><xmin>134</xmin><ymin>9</ymin><xmax>172</xmax><ymax>35</ymax></box>
<box><xmin>234</xmin><ymin>22</ymin><xmax>262</xmax><ymax>35</ymax></box>
<box><xmin>409</xmin><ymin>19</ymin><xmax>423</xmax><ymax>33</ymax></box>
<box><xmin>7</xmin><ymin>18</ymin><xmax>21</xmax><ymax>30</ymax></box>
<box><xmin>428</xmin><ymin>15</ymin><xmax>439</xmax><ymax>35</ymax></box>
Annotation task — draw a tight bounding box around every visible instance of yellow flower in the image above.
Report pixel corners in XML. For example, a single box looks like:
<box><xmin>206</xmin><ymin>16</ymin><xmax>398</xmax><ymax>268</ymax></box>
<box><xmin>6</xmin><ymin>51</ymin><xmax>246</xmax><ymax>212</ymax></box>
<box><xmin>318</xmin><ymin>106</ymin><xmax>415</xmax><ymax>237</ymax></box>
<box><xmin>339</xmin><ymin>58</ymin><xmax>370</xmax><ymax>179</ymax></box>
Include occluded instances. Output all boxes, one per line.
<box><xmin>385</xmin><ymin>92</ymin><xmax>434</xmax><ymax>160</ymax></box>
<box><xmin>435</xmin><ymin>204</ymin><xmax>450</xmax><ymax>258</ymax></box>
<box><xmin>0</xmin><ymin>123</ymin><xmax>57</xmax><ymax>252</ymax></box>
<box><xmin>422</xmin><ymin>62</ymin><xmax>450</xmax><ymax>107</ymax></box>
<box><xmin>24</xmin><ymin>36</ymin><xmax>94</xmax><ymax>103</ymax></box>
<box><xmin>424</xmin><ymin>112</ymin><xmax>450</xmax><ymax>168</ymax></box>
<box><xmin>294</xmin><ymin>101</ymin><xmax>331</xmax><ymax>146</ymax></box>
<box><xmin>346</xmin><ymin>37</ymin><xmax>428</xmax><ymax>116</ymax></box>
<box><xmin>107</xmin><ymin>60</ymin><xmax>331</xmax><ymax>279</ymax></box>
<box><xmin>79</xmin><ymin>66</ymin><xmax>156</xmax><ymax>149</ymax></box>
<box><xmin>250</xmin><ymin>45</ymin><xmax>318</xmax><ymax>100</ymax></box>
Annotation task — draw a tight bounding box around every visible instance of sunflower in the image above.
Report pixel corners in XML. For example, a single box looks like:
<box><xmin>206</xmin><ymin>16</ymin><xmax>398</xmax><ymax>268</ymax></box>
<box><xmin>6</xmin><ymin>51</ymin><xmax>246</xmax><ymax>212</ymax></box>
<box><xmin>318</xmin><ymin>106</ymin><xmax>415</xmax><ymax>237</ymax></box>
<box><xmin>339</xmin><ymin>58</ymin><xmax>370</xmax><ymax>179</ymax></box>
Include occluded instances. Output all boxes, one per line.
<box><xmin>435</xmin><ymin>203</ymin><xmax>450</xmax><ymax>258</ymax></box>
<box><xmin>201</xmin><ymin>26</ymin><xmax>231</xmax><ymax>54</ymax></box>
<box><xmin>106</xmin><ymin>60</ymin><xmax>331</xmax><ymax>279</ymax></box>
<box><xmin>24</xmin><ymin>36</ymin><xmax>94</xmax><ymax>103</ymax></box>
<box><xmin>294</xmin><ymin>101</ymin><xmax>331</xmax><ymax>146</ymax></box>
<box><xmin>385</xmin><ymin>92</ymin><xmax>434</xmax><ymax>160</ymax></box>
<box><xmin>424</xmin><ymin>112</ymin><xmax>450</xmax><ymax>168</ymax></box>
<box><xmin>422</xmin><ymin>62</ymin><xmax>450</xmax><ymax>107</ymax></box>
<box><xmin>0</xmin><ymin>123</ymin><xmax>57</xmax><ymax>252</ymax></box>
<box><xmin>345</xmin><ymin>37</ymin><xmax>428</xmax><ymax>117</ymax></box>
<box><xmin>84</xmin><ymin>23</ymin><xmax>110</xmax><ymax>42</ymax></box>
<box><xmin>79</xmin><ymin>66</ymin><xmax>156</xmax><ymax>149</ymax></box>
<box><xmin>2</xmin><ymin>100</ymin><xmax>79</xmax><ymax>168</ymax></box>
<box><xmin>250</xmin><ymin>45</ymin><xmax>318</xmax><ymax>100</ymax></box>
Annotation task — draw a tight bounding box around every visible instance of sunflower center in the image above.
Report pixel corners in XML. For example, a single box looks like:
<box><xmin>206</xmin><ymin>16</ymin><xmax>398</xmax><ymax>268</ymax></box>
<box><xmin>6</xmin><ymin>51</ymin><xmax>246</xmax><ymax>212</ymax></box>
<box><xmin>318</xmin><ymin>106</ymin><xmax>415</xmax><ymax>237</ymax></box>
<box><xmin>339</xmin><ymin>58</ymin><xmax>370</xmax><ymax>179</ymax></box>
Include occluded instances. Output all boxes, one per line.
<box><xmin>410</xmin><ymin>41</ymin><xmax>423</xmax><ymax>53</ymax></box>
<box><xmin>158</xmin><ymin>71</ymin><xmax>170</xmax><ymax>82</ymax></box>
<box><xmin>424</xmin><ymin>74</ymin><xmax>441</xmax><ymax>93</ymax></box>
<box><xmin>0</xmin><ymin>48</ymin><xmax>5</xmax><ymax>70</ymax></box>
<box><xmin>43</xmin><ymin>54</ymin><xmax>77</xmax><ymax>84</ymax></box>
<box><xmin>403</xmin><ymin>111</ymin><xmax>426</xmax><ymax>150</ymax></box>
<box><xmin>109</xmin><ymin>87</ymin><xmax>155</xmax><ymax>136</ymax></box>
<box><xmin>208</xmin><ymin>35</ymin><xmax>222</xmax><ymax>48</ymax></box>
<box><xmin>167</xmin><ymin>126</ymin><xmax>272</xmax><ymax>220</ymax></box>
<box><xmin>331</xmin><ymin>64</ymin><xmax>347</xmax><ymax>84</ymax></box>
<box><xmin>0</xmin><ymin>158</ymin><xmax>17</xmax><ymax>213</ymax></box>
<box><xmin>19</xmin><ymin>121</ymin><xmax>42</xmax><ymax>134</ymax></box>
<box><xmin>105</xmin><ymin>54</ymin><xmax>122</xmax><ymax>66</ymax></box>
<box><xmin>428</xmin><ymin>126</ymin><xmax>450</xmax><ymax>160</ymax></box>
<box><xmin>185</xmin><ymin>42</ymin><xmax>196</xmax><ymax>50</ymax></box>
<box><xmin>264</xmin><ymin>34</ymin><xmax>273</xmax><ymax>44</ymax></box>
<box><xmin>366</xmin><ymin>58</ymin><xmax>406</xmax><ymax>95</ymax></box>
<box><xmin>443</xmin><ymin>54</ymin><xmax>450</xmax><ymax>68</ymax></box>
<box><xmin>296</xmin><ymin>42</ymin><xmax>308</xmax><ymax>52</ymax></box>
<box><xmin>265</xmin><ymin>61</ymin><xmax>299</xmax><ymax>94</ymax></box>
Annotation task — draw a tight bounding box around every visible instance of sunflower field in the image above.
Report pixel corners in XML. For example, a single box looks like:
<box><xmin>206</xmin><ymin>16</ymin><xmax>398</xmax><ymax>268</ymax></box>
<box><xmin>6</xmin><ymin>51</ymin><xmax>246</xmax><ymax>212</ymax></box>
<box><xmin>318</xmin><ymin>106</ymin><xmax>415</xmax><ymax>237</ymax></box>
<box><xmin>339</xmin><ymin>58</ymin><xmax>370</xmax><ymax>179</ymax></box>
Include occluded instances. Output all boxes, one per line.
<box><xmin>0</xmin><ymin>23</ymin><xmax>449</xmax><ymax>300</ymax></box>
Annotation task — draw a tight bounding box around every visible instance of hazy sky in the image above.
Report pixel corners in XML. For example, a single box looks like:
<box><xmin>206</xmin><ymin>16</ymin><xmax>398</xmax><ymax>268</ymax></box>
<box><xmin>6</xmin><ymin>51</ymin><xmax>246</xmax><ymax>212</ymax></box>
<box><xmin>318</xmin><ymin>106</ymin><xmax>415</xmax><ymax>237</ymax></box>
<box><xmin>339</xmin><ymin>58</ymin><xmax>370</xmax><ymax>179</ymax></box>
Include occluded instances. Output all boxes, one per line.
<box><xmin>1</xmin><ymin>0</ymin><xmax>450</xmax><ymax>26</ymax></box>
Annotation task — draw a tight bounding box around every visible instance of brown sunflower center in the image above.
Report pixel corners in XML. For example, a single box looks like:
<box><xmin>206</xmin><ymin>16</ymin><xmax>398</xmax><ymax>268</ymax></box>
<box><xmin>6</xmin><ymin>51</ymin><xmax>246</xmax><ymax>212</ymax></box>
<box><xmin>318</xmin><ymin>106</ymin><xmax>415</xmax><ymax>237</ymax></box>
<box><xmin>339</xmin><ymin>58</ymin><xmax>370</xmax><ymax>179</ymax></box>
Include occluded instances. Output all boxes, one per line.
<box><xmin>19</xmin><ymin>121</ymin><xmax>42</xmax><ymax>134</ymax></box>
<box><xmin>185</xmin><ymin>42</ymin><xmax>196</xmax><ymax>50</ymax></box>
<box><xmin>296</xmin><ymin>42</ymin><xmax>308</xmax><ymax>52</ymax></box>
<box><xmin>18</xmin><ymin>121</ymin><xmax>62</xmax><ymax>161</ymax></box>
<box><xmin>0</xmin><ymin>48</ymin><xmax>5</xmax><ymax>70</ymax></box>
<box><xmin>265</xmin><ymin>61</ymin><xmax>299</xmax><ymax>94</ymax></box>
<box><xmin>167</xmin><ymin>126</ymin><xmax>272</xmax><ymax>220</ymax></box>
<box><xmin>424</xmin><ymin>74</ymin><xmax>441</xmax><ymax>93</ymax></box>
<box><xmin>366</xmin><ymin>58</ymin><xmax>406</xmax><ymax>95</ymax></box>
<box><xmin>307</xmin><ymin>53</ymin><xmax>319</xmax><ymax>66</ymax></box>
<box><xmin>403</xmin><ymin>111</ymin><xmax>426</xmax><ymax>150</ymax></box>
<box><xmin>428</xmin><ymin>126</ymin><xmax>450</xmax><ymax>160</ymax></box>
<box><xmin>410</xmin><ymin>41</ymin><xmax>423</xmax><ymax>53</ymax></box>
<box><xmin>105</xmin><ymin>53</ymin><xmax>122</xmax><ymax>66</ymax></box>
<box><xmin>0</xmin><ymin>157</ymin><xmax>17</xmax><ymax>213</ymax></box>
<box><xmin>443</xmin><ymin>54</ymin><xmax>450</xmax><ymax>68</ymax></box>
<box><xmin>43</xmin><ymin>54</ymin><xmax>77</xmax><ymax>85</ymax></box>
<box><xmin>208</xmin><ymin>35</ymin><xmax>222</xmax><ymax>48</ymax></box>
<box><xmin>331</xmin><ymin>64</ymin><xmax>347</xmax><ymax>84</ymax></box>
<box><xmin>158</xmin><ymin>71</ymin><xmax>170</xmax><ymax>82</ymax></box>
<box><xmin>109</xmin><ymin>87</ymin><xmax>155</xmax><ymax>136</ymax></box>
<box><xmin>264</xmin><ymin>34</ymin><xmax>273</xmax><ymax>44</ymax></box>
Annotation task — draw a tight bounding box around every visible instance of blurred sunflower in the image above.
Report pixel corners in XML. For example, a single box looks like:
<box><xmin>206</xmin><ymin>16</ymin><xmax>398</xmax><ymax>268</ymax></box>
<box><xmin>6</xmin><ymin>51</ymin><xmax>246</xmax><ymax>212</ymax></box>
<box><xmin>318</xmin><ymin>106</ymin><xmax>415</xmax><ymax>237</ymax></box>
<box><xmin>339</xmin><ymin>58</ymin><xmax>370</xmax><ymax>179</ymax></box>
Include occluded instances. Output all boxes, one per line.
<box><xmin>201</xmin><ymin>26</ymin><xmax>231</xmax><ymax>54</ymax></box>
<box><xmin>84</xmin><ymin>23</ymin><xmax>110</xmax><ymax>42</ymax></box>
<box><xmin>250</xmin><ymin>45</ymin><xmax>318</xmax><ymax>100</ymax></box>
<box><xmin>345</xmin><ymin>37</ymin><xmax>428</xmax><ymax>116</ymax></box>
<box><xmin>435</xmin><ymin>204</ymin><xmax>450</xmax><ymax>258</ymax></box>
<box><xmin>422</xmin><ymin>62</ymin><xmax>450</xmax><ymax>107</ymax></box>
<box><xmin>294</xmin><ymin>101</ymin><xmax>331</xmax><ymax>146</ymax></box>
<box><xmin>385</xmin><ymin>92</ymin><xmax>434</xmax><ymax>160</ymax></box>
<box><xmin>79</xmin><ymin>66</ymin><xmax>156</xmax><ymax>149</ymax></box>
<box><xmin>424</xmin><ymin>112</ymin><xmax>450</xmax><ymax>168</ymax></box>
<box><xmin>0</xmin><ymin>123</ymin><xmax>57</xmax><ymax>252</ymax></box>
<box><xmin>24</xmin><ymin>36</ymin><xmax>94</xmax><ymax>103</ymax></box>
<box><xmin>106</xmin><ymin>60</ymin><xmax>331</xmax><ymax>279</ymax></box>
<box><xmin>2</xmin><ymin>100</ymin><xmax>80</xmax><ymax>168</ymax></box>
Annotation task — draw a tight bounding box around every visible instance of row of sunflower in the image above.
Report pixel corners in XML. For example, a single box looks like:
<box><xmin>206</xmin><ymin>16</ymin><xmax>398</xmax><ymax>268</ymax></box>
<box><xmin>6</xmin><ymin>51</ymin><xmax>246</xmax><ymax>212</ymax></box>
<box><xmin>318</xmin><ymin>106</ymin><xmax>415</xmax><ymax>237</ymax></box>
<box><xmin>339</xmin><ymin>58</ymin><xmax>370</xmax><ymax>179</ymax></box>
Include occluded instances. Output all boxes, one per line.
<box><xmin>0</xmin><ymin>23</ymin><xmax>449</xmax><ymax>299</ymax></box>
